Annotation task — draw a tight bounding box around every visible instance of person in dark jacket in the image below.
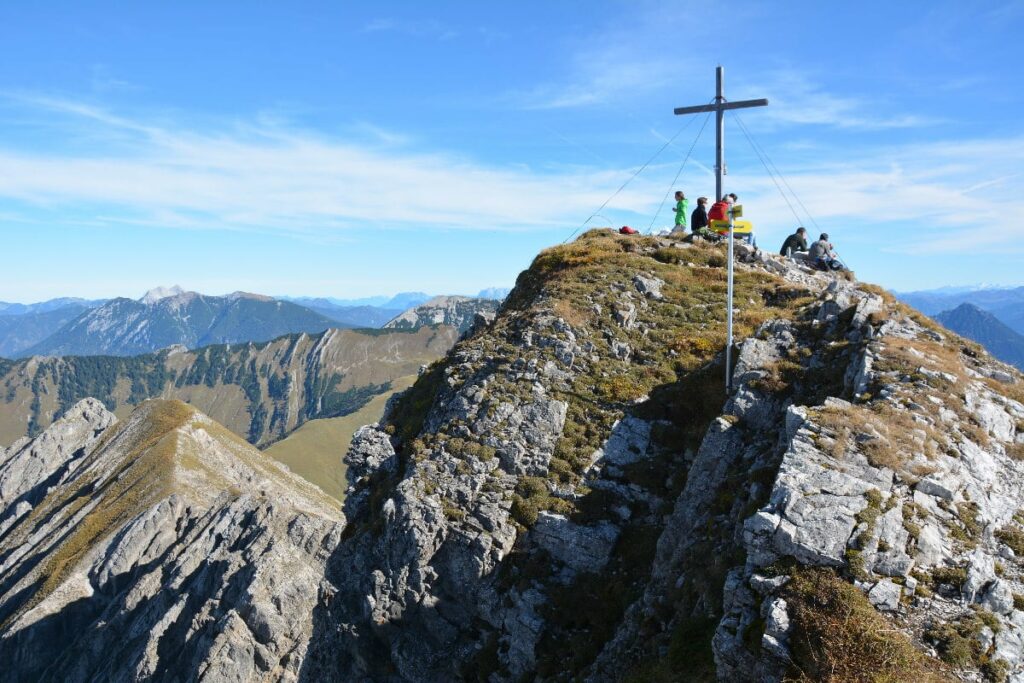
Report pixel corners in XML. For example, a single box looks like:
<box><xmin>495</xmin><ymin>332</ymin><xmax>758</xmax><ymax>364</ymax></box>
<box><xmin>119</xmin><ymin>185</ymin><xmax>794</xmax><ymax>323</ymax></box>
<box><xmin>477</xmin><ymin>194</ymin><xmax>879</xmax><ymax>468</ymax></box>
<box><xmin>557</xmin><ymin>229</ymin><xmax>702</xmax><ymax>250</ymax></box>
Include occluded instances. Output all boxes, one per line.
<box><xmin>780</xmin><ymin>227</ymin><xmax>808</xmax><ymax>256</ymax></box>
<box><xmin>690</xmin><ymin>197</ymin><xmax>709</xmax><ymax>233</ymax></box>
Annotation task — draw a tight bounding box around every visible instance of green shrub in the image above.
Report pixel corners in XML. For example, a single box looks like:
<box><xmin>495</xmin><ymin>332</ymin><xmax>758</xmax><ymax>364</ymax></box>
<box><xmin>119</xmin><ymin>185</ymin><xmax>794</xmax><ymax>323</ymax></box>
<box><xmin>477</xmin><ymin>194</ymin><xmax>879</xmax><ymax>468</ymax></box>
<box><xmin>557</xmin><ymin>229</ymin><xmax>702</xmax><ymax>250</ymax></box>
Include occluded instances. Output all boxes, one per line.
<box><xmin>931</xmin><ymin>566</ymin><xmax>968</xmax><ymax>589</ymax></box>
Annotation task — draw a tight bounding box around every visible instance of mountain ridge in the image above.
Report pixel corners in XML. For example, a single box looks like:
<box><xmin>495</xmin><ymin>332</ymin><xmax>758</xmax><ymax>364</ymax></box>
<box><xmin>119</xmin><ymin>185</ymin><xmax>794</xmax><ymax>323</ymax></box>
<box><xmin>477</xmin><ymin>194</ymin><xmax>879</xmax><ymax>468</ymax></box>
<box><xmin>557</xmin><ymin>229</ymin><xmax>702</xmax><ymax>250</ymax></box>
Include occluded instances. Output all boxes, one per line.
<box><xmin>22</xmin><ymin>292</ymin><xmax>347</xmax><ymax>358</ymax></box>
<box><xmin>0</xmin><ymin>398</ymin><xmax>344</xmax><ymax>679</ymax></box>
<box><xmin>0</xmin><ymin>325</ymin><xmax>459</xmax><ymax>448</ymax></box>
<box><xmin>899</xmin><ymin>285</ymin><xmax>1024</xmax><ymax>336</ymax></box>
<box><xmin>936</xmin><ymin>302</ymin><xmax>1024</xmax><ymax>370</ymax></box>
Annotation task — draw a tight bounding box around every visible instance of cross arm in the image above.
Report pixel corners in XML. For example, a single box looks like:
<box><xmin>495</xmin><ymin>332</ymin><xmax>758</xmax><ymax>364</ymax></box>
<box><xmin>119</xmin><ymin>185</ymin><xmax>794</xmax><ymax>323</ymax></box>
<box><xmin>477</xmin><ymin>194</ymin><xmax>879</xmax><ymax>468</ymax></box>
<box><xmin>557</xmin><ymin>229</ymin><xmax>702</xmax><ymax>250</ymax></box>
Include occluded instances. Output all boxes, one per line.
<box><xmin>673</xmin><ymin>98</ymin><xmax>769</xmax><ymax>116</ymax></box>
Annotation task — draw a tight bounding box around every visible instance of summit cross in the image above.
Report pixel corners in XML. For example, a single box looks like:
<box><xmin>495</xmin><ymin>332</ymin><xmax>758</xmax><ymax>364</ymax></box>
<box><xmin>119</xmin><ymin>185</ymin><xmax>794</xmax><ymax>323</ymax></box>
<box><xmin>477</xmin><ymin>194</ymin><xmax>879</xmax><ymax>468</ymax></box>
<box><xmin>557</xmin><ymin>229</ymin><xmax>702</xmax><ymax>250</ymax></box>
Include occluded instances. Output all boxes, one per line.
<box><xmin>674</xmin><ymin>66</ymin><xmax>768</xmax><ymax>393</ymax></box>
<box><xmin>673</xmin><ymin>65</ymin><xmax>768</xmax><ymax>202</ymax></box>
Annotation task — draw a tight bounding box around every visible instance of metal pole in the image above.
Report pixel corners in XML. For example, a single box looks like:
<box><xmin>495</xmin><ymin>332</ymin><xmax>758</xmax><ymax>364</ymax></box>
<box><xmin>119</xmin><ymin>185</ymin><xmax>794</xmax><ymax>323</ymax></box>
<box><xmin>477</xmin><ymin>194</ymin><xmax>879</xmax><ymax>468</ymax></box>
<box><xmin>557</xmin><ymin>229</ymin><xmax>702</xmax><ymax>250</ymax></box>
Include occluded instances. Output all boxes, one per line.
<box><xmin>715</xmin><ymin>65</ymin><xmax>725</xmax><ymax>202</ymax></box>
<box><xmin>726</xmin><ymin>210</ymin><xmax>735</xmax><ymax>392</ymax></box>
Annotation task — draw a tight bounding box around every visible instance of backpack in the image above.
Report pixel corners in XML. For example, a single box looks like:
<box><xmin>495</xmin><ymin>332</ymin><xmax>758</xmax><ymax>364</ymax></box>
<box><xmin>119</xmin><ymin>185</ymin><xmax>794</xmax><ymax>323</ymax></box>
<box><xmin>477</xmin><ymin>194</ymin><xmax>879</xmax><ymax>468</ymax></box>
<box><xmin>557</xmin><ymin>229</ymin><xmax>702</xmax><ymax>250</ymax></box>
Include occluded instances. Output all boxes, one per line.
<box><xmin>619</xmin><ymin>226</ymin><xmax>639</xmax><ymax>235</ymax></box>
<box><xmin>708</xmin><ymin>201</ymin><xmax>729</xmax><ymax>222</ymax></box>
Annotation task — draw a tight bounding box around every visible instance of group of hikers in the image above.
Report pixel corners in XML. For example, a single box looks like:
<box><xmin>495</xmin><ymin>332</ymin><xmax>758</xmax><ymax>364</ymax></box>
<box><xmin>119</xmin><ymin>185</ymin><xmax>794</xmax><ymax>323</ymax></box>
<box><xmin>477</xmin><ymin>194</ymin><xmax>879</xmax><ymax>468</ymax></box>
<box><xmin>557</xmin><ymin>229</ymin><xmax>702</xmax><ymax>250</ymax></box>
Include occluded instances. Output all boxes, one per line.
<box><xmin>779</xmin><ymin>226</ymin><xmax>844</xmax><ymax>271</ymax></box>
<box><xmin>665</xmin><ymin>189</ymin><xmax>845</xmax><ymax>272</ymax></box>
<box><xmin>669</xmin><ymin>191</ymin><xmax>738</xmax><ymax>241</ymax></box>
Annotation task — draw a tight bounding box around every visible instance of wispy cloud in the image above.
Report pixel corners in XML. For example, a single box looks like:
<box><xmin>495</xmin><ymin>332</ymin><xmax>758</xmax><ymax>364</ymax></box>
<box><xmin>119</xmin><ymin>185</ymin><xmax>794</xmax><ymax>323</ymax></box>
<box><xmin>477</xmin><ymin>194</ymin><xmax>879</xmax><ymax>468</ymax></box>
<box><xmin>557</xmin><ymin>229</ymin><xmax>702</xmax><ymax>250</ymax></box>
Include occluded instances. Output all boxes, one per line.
<box><xmin>720</xmin><ymin>136</ymin><xmax>1024</xmax><ymax>254</ymax></box>
<box><xmin>510</xmin><ymin>51</ymin><xmax>678</xmax><ymax>109</ymax></box>
<box><xmin>0</xmin><ymin>95</ymin><xmax>668</xmax><ymax>235</ymax></box>
<box><xmin>1</xmin><ymin>90</ymin><xmax>1018</xmax><ymax>258</ymax></box>
<box><xmin>88</xmin><ymin>64</ymin><xmax>138</xmax><ymax>94</ymax></box>
<box><xmin>735</xmin><ymin>70</ymin><xmax>943</xmax><ymax>130</ymax></box>
<box><xmin>361</xmin><ymin>18</ymin><xmax>458</xmax><ymax>41</ymax></box>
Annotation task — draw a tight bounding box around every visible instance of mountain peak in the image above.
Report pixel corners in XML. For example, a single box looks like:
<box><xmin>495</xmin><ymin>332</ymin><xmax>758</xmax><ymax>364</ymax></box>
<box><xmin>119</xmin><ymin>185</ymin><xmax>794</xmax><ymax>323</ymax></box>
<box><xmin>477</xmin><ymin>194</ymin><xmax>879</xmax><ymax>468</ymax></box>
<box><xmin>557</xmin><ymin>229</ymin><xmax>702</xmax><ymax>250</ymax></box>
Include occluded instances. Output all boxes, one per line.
<box><xmin>936</xmin><ymin>302</ymin><xmax>1024</xmax><ymax>369</ymax></box>
<box><xmin>225</xmin><ymin>290</ymin><xmax>274</xmax><ymax>302</ymax></box>
<box><xmin>140</xmin><ymin>285</ymin><xmax>185</xmax><ymax>304</ymax></box>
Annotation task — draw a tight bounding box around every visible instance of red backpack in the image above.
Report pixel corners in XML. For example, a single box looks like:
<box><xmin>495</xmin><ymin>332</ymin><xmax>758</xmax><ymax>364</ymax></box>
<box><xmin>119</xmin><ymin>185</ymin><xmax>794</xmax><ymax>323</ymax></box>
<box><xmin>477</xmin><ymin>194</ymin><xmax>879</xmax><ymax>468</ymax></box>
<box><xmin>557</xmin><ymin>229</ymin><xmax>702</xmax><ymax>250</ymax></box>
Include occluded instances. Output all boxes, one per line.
<box><xmin>619</xmin><ymin>226</ymin><xmax>639</xmax><ymax>235</ymax></box>
<box><xmin>708</xmin><ymin>201</ymin><xmax>729</xmax><ymax>222</ymax></box>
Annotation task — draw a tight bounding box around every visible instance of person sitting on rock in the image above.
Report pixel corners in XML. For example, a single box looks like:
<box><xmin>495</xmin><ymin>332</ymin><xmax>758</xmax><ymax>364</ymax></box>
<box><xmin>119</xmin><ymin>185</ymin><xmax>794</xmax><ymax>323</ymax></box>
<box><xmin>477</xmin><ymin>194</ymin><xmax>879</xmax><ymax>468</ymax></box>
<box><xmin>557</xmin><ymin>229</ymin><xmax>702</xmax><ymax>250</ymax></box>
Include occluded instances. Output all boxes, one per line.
<box><xmin>808</xmin><ymin>232</ymin><xmax>843</xmax><ymax>270</ymax></box>
<box><xmin>690</xmin><ymin>196</ymin><xmax>709</xmax><ymax>233</ymax></box>
<box><xmin>780</xmin><ymin>227</ymin><xmax>809</xmax><ymax>257</ymax></box>
<box><xmin>708</xmin><ymin>195</ymin><xmax>731</xmax><ymax>223</ymax></box>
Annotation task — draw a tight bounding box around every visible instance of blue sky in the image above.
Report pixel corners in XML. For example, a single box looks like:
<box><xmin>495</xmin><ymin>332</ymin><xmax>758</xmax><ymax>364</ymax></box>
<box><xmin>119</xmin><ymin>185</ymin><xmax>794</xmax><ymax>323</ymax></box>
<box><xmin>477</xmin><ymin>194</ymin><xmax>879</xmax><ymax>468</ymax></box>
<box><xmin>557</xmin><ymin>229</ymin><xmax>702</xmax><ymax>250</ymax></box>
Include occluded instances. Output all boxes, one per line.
<box><xmin>1</xmin><ymin>0</ymin><xmax>1023</xmax><ymax>301</ymax></box>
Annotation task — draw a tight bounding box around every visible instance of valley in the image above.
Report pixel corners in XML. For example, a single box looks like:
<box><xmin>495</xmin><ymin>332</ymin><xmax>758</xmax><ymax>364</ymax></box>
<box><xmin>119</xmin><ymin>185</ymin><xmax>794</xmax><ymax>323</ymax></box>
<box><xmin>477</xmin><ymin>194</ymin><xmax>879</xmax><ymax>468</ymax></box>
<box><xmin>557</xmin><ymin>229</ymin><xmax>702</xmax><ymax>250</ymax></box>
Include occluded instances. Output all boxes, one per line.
<box><xmin>0</xmin><ymin>326</ymin><xmax>457</xmax><ymax>448</ymax></box>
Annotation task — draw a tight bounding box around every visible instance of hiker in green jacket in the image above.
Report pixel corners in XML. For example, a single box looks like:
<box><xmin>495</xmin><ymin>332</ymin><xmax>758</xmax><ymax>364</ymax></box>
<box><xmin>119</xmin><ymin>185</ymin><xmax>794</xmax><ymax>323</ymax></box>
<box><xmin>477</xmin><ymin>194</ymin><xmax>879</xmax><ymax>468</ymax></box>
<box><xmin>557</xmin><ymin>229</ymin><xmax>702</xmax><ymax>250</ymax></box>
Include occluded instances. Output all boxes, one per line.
<box><xmin>672</xmin><ymin>191</ymin><xmax>689</xmax><ymax>234</ymax></box>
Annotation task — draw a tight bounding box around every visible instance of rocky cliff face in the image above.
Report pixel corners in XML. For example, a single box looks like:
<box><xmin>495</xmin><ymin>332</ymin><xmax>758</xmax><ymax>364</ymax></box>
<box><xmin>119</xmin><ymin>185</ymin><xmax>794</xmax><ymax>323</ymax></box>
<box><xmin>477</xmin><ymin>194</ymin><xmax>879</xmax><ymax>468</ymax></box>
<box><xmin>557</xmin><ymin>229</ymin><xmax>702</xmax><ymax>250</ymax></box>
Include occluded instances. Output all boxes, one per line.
<box><xmin>3</xmin><ymin>230</ymin><xmax>1024</xmax><ymax>681</ymax></box>
<box><xmin>307</xmin><ymin>230</ymin><xmax>1024</xmax><ymax>682</ymax></box>
<box><xmin>384</xmin><ymin>295</ymin><xmax>501</xmax><ymax>333</ymax></box>
<box><xmin>0</xmin><ymin>398</ymin><xmax>344</xmax><ymax>682</ymax></box>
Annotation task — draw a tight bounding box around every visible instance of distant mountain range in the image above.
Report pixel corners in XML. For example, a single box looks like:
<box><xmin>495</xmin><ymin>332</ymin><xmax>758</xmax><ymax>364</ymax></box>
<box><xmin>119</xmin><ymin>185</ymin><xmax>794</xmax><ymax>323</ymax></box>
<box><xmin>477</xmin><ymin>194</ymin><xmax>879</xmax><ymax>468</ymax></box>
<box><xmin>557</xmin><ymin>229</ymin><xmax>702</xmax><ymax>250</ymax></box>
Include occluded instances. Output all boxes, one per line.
<box><xmin>0</xmin><ymin>287</ymin><xmax>510</xmax><ymax>358</ymax></box>
<box><xmin>283</xmin><ymin>291</ymin><xmax>431</xmax><ymax>312</ymax></box>
<box><xmin>0</xmin><ymin>303</ymin><xmax>95</xmax><ymax>357</ymax></box>
<box><xmin>934</xmin><ymin>303</ymin><xmax>1024</xmax><ymax>370</ymax></box>
<box><xmin>21</xmin><ymin>288</ymin><xmax>343</xmax><ymax>358</ymax></box>
<box><xmin>0</xmin><ymin>296</ymin><xmax>107</xmax><ymax>316</ymax></box>
<box><xmin>282</xmin><ymin>297</ymin><xmax>406</xmax><ymax>328</ymax></box>
<box><xmin>898</xmin><ymin>285</ymin><xmax>1024</xmax><ymax>335</ymax></box>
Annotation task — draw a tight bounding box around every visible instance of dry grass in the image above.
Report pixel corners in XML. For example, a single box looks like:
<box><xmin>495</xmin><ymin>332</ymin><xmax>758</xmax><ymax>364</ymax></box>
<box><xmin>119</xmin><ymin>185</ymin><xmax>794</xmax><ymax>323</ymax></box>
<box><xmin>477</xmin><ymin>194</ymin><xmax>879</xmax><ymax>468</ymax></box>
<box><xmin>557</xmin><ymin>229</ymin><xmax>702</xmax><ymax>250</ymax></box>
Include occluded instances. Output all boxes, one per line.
<box><xmin>784</xmin><ymin>568</ymin><xmax>950</xmax><ymax>683</ymax></box>
<box><xmin>22</xmin><ymin>400</ymin><xmax>195</xmax><ymax>615</ymax></box>
<box><xmin>995</xmin><ymin>526</ymin><xmax>1024</xmax><ymax>556</ymax></box>
<box><xmin>812</xmin><ymin>401</ymin><xmax>946</xmax><ymax>475</ymax></box>
<box><xmin>924</xmin><ymin>607</ymin><xmax>1008</xmax><ymax>679</ymax></box>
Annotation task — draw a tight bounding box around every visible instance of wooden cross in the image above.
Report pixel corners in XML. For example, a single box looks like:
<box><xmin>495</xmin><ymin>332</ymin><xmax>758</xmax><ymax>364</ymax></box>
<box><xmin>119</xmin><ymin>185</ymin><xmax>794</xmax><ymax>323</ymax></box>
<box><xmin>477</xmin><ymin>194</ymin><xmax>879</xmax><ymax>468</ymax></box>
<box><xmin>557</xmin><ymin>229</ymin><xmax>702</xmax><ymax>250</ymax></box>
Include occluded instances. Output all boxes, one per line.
<box><xmin>673</xmin><ymin>65</ymin><xmax>768</xmax><ymax>202</ymax></box>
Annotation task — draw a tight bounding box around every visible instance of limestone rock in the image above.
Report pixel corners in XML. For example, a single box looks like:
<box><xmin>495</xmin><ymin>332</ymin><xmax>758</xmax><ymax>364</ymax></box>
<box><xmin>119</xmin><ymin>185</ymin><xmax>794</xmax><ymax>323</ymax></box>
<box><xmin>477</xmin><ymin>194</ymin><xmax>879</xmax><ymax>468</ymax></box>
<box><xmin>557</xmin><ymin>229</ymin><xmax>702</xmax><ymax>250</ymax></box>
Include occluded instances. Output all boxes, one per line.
<box><xmin>867</xmin><ymin>579</ymin><xmax>902</xmax><ymax>611</ymax></box>
<box><xmin>0</xmin><ymin>399</ymin><xmax>344</xmax><ymax>682</ymax></box>
<box><xmin>632</xmin><ymin>274</ymin><xmax>665</xmax><ymax>300</ymax></box>
<box><xmin>531</xmin><ymin>512</ymin><xmax>619</xmax><ymax>573</ymax></box>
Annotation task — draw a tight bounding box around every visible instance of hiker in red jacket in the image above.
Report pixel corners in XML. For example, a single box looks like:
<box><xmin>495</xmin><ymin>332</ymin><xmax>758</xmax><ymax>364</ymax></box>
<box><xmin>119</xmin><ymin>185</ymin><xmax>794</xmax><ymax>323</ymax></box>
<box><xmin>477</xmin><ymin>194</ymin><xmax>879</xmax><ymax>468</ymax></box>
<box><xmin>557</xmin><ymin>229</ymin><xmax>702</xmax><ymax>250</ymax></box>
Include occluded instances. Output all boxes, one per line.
<box><xmin>708</xmin><ymin>196</ymin><xmax>730</xmax><ymax>223</ymax></box>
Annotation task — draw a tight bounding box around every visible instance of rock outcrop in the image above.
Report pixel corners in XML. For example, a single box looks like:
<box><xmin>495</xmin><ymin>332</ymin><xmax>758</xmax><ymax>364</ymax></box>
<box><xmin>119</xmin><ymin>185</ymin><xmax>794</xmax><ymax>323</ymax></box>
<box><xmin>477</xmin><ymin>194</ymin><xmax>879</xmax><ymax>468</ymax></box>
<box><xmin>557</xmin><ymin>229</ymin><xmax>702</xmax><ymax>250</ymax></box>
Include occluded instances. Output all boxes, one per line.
<box><xmin>0</xmin><ymin>399</ymin><xmax>344</xmax><ymax>682</ymax></box>
<box><xmin>384</xmin><ymin>295</ymin><xmax>501</xmax><ymax>333</ymax></box>
<box><xmin>311</xmin><ymin>231</ymin><xmax>1024</xmax><ymax>682</ymax></box>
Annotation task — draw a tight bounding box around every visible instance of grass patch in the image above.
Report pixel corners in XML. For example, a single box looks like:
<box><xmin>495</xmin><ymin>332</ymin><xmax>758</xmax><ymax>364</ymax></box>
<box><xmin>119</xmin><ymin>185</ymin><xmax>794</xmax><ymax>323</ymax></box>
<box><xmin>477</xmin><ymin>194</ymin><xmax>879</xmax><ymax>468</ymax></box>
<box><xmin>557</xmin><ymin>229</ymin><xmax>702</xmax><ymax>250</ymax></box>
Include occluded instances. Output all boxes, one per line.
<box><xmin>995</xmin><ymin>526</ymin><xmax>1024</xmax><ymax>556</ymax></box>
<box><xmin>784</xmin><ymin>568</ymin><xmax>948</xmax><ymax>682</ymax></box>
<box><xmin>924</xmin><ymin>607</ymin><xmax>1006</xmax><ymax>679</ymax></box>
<box><xmin>930</xmin><ymin>566</ymin><xmax>968</xmax><ymax>590</ymax></box>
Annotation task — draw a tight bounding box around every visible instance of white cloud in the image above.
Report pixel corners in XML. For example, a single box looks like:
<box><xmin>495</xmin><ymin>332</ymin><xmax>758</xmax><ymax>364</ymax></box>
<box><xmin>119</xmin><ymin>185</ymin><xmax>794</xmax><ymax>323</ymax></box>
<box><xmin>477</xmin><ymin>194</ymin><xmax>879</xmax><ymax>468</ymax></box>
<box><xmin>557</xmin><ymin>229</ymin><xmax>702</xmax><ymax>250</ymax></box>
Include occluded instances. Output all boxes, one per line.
<box><xmin>511</xmin><ymin>52</ymin><xmax>679</xmax><ymax>110</ymax></box>
<box><xmin>0</xmin><ymin>96</ymin><xmax>671</xmax><ymax>235</ymax></box>
<box><xmin>361</xmin><ymin>18</ymin><xmax>458</xmax><ymax>41</ymax></box>
<box><xmin>718</xmin><ymin>136</ymin><xmax>1024</xmax><ymax>254</ymax></box>
<box><xmin>1</xmin><ymin>93</ymin><xmax>1020</xmax><ymax>259</ymax></box>
<box><xmin>734</xmin><ymin>70</ymin><xmax>943</xmax><ymax>130</ymax></box>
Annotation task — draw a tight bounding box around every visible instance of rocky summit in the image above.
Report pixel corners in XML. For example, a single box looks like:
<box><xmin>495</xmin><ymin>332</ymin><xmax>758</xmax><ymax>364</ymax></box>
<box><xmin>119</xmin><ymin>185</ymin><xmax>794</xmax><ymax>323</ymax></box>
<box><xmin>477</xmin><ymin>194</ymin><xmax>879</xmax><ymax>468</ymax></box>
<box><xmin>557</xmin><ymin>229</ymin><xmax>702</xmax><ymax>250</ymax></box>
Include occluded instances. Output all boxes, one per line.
<box><xmin>2</xmin><ymin>230</ymin><xmax>1024</xmax><ymax>681</ymax></box>
<box><xmin>384</xmin><ymin>295</ymin><xmax>501</xmax><ymax>333</ymax></box>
